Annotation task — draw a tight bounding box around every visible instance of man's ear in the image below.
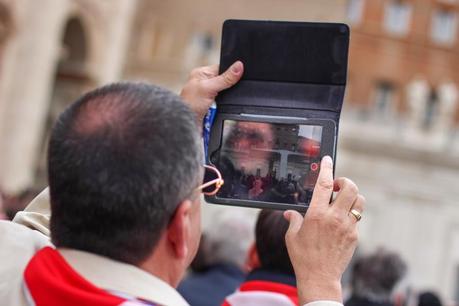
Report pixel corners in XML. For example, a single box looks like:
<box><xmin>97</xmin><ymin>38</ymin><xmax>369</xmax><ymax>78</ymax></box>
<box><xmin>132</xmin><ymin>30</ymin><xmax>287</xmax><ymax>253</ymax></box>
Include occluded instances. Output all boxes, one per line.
<box><xmin>245</xmin><ymin>242</ymin><xmax>261</xmax><ymax>272</ymax></box>
<box><xmin>167</xmin><ymin>200</ymin><xmax>193</xmax><ymax>260</ymax></box>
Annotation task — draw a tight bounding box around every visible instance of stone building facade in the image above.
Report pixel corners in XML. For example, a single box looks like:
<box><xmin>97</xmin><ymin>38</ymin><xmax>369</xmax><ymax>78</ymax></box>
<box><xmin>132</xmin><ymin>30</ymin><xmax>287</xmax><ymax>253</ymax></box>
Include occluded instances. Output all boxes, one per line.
<box><xmin>1</xmin><ymin>0</ymin><xmax>459</xmax><ymax>303</ymax></box>
<box><xmin>0</xmin><ymin>0</ymin><xmax>347</xmax><ymax>193</ymax></box>
<box><xmin>124</xmin><ymin>0</ymin><xmax>348</xmax><ymax>90</ymax></box>
<box><xmin>0</xmin><ymin>0</ymin><xmax>136</xmax><ymax>191</ymax></box>
<box><xmin>340</xmin><ymin>0</ymin><xmax>459</xmax><ymax>303</ymax></box>
<box><xmin>346</xmin><ymin>0</ymin><xmax>459</xmax><ymax>144</ymax></box>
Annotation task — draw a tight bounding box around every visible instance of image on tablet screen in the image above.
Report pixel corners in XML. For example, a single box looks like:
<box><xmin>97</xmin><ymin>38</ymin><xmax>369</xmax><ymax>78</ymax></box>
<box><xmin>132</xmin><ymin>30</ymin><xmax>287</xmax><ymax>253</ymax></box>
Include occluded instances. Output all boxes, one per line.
<box><xmin>213</xmin><ymin>120</ymin><xmax>322</xmax><ymax>205</ymax></box>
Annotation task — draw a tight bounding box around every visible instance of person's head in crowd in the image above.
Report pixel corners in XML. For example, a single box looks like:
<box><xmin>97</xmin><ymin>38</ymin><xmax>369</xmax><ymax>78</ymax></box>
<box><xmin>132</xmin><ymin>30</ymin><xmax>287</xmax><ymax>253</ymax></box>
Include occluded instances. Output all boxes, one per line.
<box><xmin>203</xmin><ymin>210</ymin><xmax>254</xmax><ymax>271</ymax></box>
<box><xmin>186</xmin><ymin>211</ymin><xmax>254</xmax><ymax>274</ymax></box>
<box><xmin>418</xmin><ymin>291</ymin><xmax>443</xmax><ymax>306</ymax></box>
<box><xmin>177</xmin><ymin>210</ymin><xmax>253</xmax><ymax>306</ymax></box>
<box><xmin>48</xmin><ymin>82</ymin><xmax>204</xmax><ymax>286</ymax></box>
<box><xmin>247</xmin><ymin>209</ymin><xmax>294</xmax><ymax>275</ymax></box>
<box><xmin>350</xmin><ymin>249</ymin><xmax>407</xmax><ymax>303</ymax></box>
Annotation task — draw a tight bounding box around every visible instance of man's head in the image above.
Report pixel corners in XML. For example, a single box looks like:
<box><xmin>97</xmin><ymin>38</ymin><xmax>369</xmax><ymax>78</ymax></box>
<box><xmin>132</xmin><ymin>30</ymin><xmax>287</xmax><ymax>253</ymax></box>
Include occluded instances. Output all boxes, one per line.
<box><xmin>203</xmin><ymin>210</ymin><xmax>254</xmax><ymax>270</ymax></box>
<box><xmin>48</xmin><ymin>82</ymin><xmax>203</xmax><ymax>282</ymax></box>
<box><xmin>248</xmin><ymin>209</ymin><xmax>294</xmax><ymax>275</ymax></box>
<box><xmin>418</xmin><ymin>291</ymin><xmax>443</xmax><ymax>306</ymax></box>
<box><xmin>350</xmin><ymin>249</ymin><xmax>407</xmax><ymax>302</ymax></box>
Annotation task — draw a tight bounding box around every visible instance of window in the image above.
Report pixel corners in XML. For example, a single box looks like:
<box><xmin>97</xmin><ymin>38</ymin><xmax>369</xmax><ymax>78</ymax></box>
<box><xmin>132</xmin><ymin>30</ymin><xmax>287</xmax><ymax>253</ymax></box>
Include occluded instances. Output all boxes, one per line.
<box><xmin>190</xmin><ymin>33</ymin><xmax>214</xmax><ymax>54</ymax></box>
<box><xmin>347</xmin><ymin>0</ymin><xmax>364</xmax><ymax>24</ymax></box>
<box><xmin>423</xmin><ymin>90</ymin><xmax>438</xmax><ymax>130</ymax></box>
<box><xmin>431</xmin><ymin>10</ymin><xmax>457</xmax><ymax>44</ymax></box>
<box><xmin>373</xmin><ymin>82</ymin><xmax>395</xmax><ymax>118</ymax></box>
<box><xmin>383</xmin><ymin>1</ymin><xmax>412</xmax><ymax>35</ymax></box>
<box><xmin>185</xmin><ymin>32</ymin><xmax>214</xmax><ymax>65</ymax></box>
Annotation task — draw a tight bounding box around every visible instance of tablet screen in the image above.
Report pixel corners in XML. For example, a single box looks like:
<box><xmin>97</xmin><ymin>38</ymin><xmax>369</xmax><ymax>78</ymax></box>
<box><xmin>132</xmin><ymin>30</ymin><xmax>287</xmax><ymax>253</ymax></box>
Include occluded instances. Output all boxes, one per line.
<box><xmin>213</xmin><ymin>120</ymin><xmax>323</xmax><ymax>205</ymax></box>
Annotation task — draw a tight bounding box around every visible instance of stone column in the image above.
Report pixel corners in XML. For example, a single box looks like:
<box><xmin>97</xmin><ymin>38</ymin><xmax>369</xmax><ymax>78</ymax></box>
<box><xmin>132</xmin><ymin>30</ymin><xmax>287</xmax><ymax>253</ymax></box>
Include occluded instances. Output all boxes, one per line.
<box><xmin>94</xmin><ymin>0</ymin><xmax>137</xmax><ymax>84</ymax></box>
<box><xmin>0</xmin><ymin>0</ymin><xmax>68</xmax><ymax>193</ymax></box>
<box><xmin>0</xmin><ymin>1</ymin><xmax>13</xmax><ymax>137</ymax></box>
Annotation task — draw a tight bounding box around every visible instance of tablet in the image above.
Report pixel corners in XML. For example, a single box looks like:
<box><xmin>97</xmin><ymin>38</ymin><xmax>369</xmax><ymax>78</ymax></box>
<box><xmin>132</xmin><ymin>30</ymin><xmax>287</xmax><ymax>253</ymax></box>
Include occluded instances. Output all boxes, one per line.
<box><xmin>207</xmin><ymin>114</ymin><xmax>336</xmax><ymax>211</ymax></box>
<box><xmin>204</xmin><ymin>20</ymin><xmax>348</xmax><ymax>211</ymax></box>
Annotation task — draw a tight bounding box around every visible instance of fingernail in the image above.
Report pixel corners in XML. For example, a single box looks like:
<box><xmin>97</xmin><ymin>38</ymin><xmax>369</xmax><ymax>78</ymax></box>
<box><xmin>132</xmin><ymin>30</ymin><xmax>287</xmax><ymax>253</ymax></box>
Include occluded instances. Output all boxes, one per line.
<box><xmin>283</xmin><ymin>210</ymin><xmax>291</xmax><ymax>220</ymax></box>
<box><xmin>231</xmin><ymin>61</ymin><xmax>242</xmax><ymax>74</ymax></box>
<box><xmin>322</xmin><ymin>155</ymin><xmax>333</xmax><ymax>166</ymax></box>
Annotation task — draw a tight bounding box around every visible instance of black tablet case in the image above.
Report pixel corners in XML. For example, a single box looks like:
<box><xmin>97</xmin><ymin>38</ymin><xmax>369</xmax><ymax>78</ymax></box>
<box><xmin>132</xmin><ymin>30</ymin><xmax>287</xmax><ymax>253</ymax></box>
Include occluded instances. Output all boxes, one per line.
<box><xmin>216</xmin><ymin>20</ymin><xmax>349</xmax><ymax>128</ymax></box>
<box><xmin>206</xmin><ymin>20</ymin><xmax>349</xmax><ymax>211</ymax></box>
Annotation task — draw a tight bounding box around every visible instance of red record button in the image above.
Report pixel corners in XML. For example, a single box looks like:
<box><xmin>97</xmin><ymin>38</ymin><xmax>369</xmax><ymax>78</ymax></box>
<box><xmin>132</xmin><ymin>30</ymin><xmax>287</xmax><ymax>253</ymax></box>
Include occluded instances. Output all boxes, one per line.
<box><xmin>310</xmin><ymin>162</ymin><xmax>319</xmax><ymax>172</ymax></box>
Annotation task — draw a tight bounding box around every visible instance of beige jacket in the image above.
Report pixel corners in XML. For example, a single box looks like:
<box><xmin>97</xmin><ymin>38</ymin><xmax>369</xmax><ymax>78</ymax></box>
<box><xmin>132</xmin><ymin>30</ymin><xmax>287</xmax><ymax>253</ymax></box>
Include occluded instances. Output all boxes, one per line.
<box><xmin>0</xmin><ymin>188</ymin><xmax>188</xmax><ymax>306</ymax></box>
<box><xmin>0</xmin><ymin>189</ymin><xmax>51</xmax><ymax>306</ymax></box>
<box><xmin>0</xmin><ymin>188</ymin><xmax>341</xmax><ymax>306</ymax></box>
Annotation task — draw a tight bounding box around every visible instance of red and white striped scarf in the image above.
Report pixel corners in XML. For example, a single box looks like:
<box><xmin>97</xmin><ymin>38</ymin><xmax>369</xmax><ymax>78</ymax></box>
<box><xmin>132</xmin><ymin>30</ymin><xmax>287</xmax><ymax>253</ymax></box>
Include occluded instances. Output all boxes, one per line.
<box><xmin>23</xmin><ymin>247</ymin><xmax>159</xmax><ymax>306</ymax></box>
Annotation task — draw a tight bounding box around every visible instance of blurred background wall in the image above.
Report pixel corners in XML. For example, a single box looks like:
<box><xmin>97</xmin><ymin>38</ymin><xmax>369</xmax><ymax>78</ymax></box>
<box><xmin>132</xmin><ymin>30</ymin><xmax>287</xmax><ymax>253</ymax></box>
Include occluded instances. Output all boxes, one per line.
<box><xmin>0</xmin><ymin>0</ymin><xmax>458</xmax><ymax>303</ymax></box>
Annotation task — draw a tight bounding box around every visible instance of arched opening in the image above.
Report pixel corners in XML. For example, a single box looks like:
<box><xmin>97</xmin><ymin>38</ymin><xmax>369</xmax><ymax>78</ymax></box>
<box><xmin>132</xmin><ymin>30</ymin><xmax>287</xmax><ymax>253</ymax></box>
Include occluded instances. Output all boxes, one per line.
<box><xmin>59</xmin><ymin>18</ymin><xmax>88</xmax><ymax>72</ymax></box>
<box><xmin>34</xmin><ymin>16</ymin><xmax>94</xmax><ymax>188</ymax></box>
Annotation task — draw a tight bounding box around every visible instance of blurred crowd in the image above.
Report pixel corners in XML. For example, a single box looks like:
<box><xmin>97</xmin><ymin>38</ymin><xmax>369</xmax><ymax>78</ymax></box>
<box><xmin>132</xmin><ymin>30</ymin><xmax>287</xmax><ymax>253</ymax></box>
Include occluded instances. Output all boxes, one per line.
<box><xmin>175</xmin><ymin>209</ymin><xmax>447</xmax><ymax>306</ymax></box>
<box><xmin>218</xmin><ymin>169</ymin><xmax>313</xmax><ymax>204</ymax></box>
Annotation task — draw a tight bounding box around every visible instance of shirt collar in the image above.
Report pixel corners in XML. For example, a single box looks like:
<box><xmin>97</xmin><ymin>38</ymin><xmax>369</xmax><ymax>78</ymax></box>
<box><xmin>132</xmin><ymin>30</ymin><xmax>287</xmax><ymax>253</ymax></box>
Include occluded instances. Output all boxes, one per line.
<box><xmin>58</xmin><ymin>248</ymin><xmax>189</xmax><ymax>306</ymax></box>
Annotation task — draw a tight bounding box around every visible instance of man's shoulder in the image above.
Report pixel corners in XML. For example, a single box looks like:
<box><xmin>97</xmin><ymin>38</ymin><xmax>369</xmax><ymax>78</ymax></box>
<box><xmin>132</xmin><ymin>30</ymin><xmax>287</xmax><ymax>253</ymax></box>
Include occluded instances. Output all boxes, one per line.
<box><xmin>0</xmin><ymin>221</ymin><xmax>51</xmax><ymax>306</ymax></box>
<box><xmin>0</xmin><ymin>220</ymin><xmax>50</xmax><ymax>249</ymax></box>
<box><xmin>0</xmin><ymin>213</ymin><xmax>51</xmax><ymax>285</ymax></box>
<box><xmin>0</xmin><ymin>221</ymin><xmax>51</xmax><ymax>270</ymax></box>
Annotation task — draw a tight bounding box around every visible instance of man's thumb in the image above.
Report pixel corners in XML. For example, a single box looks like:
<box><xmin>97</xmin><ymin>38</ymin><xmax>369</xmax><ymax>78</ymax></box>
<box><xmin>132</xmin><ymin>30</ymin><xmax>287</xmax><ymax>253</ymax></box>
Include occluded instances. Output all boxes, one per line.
<box><xmin>284</xmin><ymin>210</ymin><xmax>303</xmax><ymax>235</ymax></box>
<box><xmin>206</xmin><ymin>61</ymin><xmax>243</xmax><ymax>92</ymax></box>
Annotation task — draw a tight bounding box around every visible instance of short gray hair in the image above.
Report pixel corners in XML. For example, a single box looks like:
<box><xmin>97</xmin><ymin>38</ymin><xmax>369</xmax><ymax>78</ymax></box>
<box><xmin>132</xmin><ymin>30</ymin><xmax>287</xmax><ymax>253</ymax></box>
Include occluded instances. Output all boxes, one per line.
<box><xmin>49</xmin><ymin>82</ymin><xmax>203</xmax><ymax>264</ymax></box>
<box><xmin>204</xmin><ymin>210</ymin><xmax>254</xmax><ymax>269</ymax></box>
<box><xmin>351</xmin><ymin>249</ymin><xmax>407</xmax><ymax>302</ymax></box>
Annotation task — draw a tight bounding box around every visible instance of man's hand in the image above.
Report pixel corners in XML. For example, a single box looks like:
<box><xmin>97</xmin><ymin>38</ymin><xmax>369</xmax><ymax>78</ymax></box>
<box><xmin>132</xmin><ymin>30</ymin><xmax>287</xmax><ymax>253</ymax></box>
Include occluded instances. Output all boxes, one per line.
<box><xmin>180</xmin><ymin>61</ymin><xmax>243</xmax><ymax>124</ymax></box>
<box><xmin>284</xmin><ymin>156</ymin><xmax>365</xmax><ymax>305</ymax></box>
